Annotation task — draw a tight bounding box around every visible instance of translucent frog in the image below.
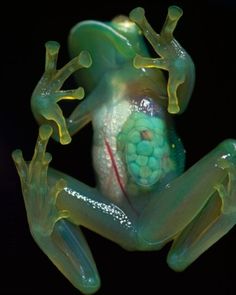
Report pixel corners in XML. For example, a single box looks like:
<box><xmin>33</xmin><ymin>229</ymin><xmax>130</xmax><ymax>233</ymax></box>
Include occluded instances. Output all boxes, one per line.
<box><xmin>12</xmin><ymin>6</ymin><xmax>236</xmax><ymax>294</ymax></box>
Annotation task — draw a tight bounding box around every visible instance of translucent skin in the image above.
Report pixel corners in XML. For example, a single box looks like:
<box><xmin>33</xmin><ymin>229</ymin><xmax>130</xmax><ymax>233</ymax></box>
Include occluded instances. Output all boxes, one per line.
<box><xmin>12</xmin><ymin>6</ymin><xmax>236</xmax><ymax>295</ymax></box>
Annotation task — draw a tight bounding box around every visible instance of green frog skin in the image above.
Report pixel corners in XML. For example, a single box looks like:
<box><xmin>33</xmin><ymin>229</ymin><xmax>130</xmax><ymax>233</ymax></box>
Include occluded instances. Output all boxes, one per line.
<box><xmin>12</xmin><ymin>6</ymin><xmax>236</xmax><ymax>294</ymax></box>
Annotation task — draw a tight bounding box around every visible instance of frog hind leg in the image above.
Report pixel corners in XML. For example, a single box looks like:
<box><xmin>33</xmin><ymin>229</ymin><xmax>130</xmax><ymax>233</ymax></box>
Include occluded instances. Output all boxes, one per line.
<box><xmin>12</xmin><ymin>125</ymin><xmax>100</xmax><ymax>294</ymax></box>
<box><xmin>167</xmin><ymin>149</ymin><xmax>236</xmax><ymax>271</ymax></box>
<box><xmin>137</xmin><ymin>139</ymin><xmax>236</xmax><ymax>270</ymax></box>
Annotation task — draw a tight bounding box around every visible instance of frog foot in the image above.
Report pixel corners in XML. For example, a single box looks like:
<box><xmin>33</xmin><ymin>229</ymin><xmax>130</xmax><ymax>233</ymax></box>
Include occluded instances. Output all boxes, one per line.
<box><xmin>214</xmin><ymin>140</ymin><xmax>236</xmax><ymax>216</ymax></box>
<box><xmin>12</xmin><ymin>125</ymin><xmax>69</xmax><ymax>237</ymax></box>
<box><xmin>31</xmin><ymin>41</ymin><xmax>92</xmax><ymax>144</ymax></box>
<box><xmin>129</xmin><ymin>6</ymin><xmax>191</xmax><ymax>114</ymax></box>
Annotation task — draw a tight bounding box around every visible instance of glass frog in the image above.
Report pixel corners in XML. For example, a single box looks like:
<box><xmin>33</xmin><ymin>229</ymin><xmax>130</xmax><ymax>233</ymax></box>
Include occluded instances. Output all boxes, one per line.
<box><xmin>12</xmin><ymin>6</ymin><xmax>236</xmax><ymax>295</ymax></box>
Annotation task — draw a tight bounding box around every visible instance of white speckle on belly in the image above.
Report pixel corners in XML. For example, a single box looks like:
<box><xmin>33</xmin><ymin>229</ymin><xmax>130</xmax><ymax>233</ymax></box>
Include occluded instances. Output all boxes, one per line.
<box><xmin>92</xmin><ymin>98</ymin><xmax>132</xmax><ymax>204</ymax></box>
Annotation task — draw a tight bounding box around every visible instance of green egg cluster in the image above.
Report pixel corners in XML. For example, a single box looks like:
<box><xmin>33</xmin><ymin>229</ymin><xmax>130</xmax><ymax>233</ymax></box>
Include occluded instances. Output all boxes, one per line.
<box><xmin>117</xmin><ymin>111</ymin><xmax>170</xmax><ymax>187</ymax></box>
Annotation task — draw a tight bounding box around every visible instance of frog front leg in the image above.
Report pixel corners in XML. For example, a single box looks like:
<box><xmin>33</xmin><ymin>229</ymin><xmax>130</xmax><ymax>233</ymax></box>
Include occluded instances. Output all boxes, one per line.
<box><xmin>31</xmin><ymin>41</ymin><xmax>92</xmax><ymax>145</ymax></box>
<box><xmin>12</xmin><ymin>125</ymin><xmax>138</xmax><ymax>294</ymax></box>
<box><xmin>138</xmin><ymin>139</ymin><xmax>236</xmax><ymax>271</ymax></box>
<box><xmin>130</xmin><ymin>6</ymin><xmax>195</xmax><ymax>114</ymax></box>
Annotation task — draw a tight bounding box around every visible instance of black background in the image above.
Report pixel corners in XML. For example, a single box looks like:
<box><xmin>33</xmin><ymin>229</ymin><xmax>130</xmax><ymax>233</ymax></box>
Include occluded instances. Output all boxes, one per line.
<box><xmin>2</xmin><ymin>0</ymin><xmax>236</xmax><ymax>294</ymax></box>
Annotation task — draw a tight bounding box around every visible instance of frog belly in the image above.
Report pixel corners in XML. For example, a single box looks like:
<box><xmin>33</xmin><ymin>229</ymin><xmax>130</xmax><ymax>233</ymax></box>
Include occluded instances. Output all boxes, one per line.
<box><xmin>92</xmin><ymin>99</ymin><xmax>131</xmax><ymax>204</ymax></box>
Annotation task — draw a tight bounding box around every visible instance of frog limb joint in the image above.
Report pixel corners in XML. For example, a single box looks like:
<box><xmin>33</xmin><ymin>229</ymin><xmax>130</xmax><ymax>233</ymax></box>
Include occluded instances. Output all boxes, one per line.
<box><xmin>13</xmin><ymin>6</ymin><xmax>236</xmax><ymax>294</ymax></box>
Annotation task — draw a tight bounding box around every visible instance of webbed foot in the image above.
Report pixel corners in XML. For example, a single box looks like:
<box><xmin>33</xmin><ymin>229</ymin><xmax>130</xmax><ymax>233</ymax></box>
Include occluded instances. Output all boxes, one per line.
<box><xmin>12</xmin><ymin>125</ymin><xmax>68</xmax><ymax>236</ymax></box>
<box><xmin>130</xmin><ymin>6</ymin><xmax>195</xmax><ymax>114</ymax></box>
<box><xmin>12</xmin><ymin>126</ymin><xmax>100</xmax><ymax>293</ymax></box>
<box><xmin>31</xmin><ymin>41</ymin><xmax>92</xmax><ymax>144</ymax></box>
<box><xmin>215</xmin><ymin>140</ymin><xmax>236</xmax><ymax>215</ymax></box>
